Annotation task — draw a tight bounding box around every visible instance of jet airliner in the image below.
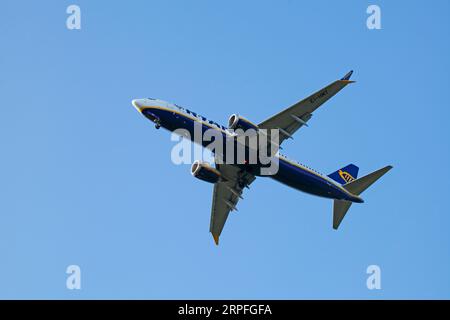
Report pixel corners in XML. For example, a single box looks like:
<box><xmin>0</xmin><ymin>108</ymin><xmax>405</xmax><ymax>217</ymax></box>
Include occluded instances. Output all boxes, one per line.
<box><xmin>132</xmin><ymin>71</ymin><xmax>392</xmax><ymax>245</ymax></box>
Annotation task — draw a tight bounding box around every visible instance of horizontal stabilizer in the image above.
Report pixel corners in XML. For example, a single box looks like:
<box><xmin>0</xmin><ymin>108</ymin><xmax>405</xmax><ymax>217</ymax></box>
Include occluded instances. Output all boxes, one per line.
<box><xmin>343</xmin><ymin>165</ymin><xmax>393</xmax><ymax>196</ymax></box>
<box><xmin>333</xmin><ymin>165</ymin><xmax>393</xmax><ymax>229</ymax></box>
<box><xmin>333</xmin><ymin>200</ymin><xmax>353</xmax><ymax>229</ymax></box>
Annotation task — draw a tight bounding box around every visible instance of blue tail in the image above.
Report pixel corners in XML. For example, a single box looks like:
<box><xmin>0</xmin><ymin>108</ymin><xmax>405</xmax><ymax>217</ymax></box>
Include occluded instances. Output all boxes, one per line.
<box><xmin>328</xmin><ymin>164</ymin><xmax>359</xmax><ymax>184</ymax></box>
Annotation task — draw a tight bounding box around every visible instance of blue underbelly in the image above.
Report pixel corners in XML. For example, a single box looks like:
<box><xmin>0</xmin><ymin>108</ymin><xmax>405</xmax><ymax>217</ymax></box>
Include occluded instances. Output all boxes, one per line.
<box><xmin>271</xmin><ymin>160</ymin><xmax>345</xmax><ymax>199</ymax></box>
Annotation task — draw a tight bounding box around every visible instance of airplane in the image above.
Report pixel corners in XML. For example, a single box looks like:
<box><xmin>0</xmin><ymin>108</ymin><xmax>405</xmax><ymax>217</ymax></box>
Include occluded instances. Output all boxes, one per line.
<box><xmin>132</xmin><ymin>71</ymin><xmax>392</xmax><ymax>245</ymax></box>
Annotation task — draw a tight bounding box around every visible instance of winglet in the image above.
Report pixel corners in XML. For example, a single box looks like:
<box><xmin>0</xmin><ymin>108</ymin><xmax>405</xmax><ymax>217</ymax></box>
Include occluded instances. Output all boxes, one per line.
<box><xmin>213</xmin><ymin>234</ymin><xmax>219</xmax><ymax>246</ymax></box>
<box><xmin>341</xmin><ymin>70</ymin><xmax>354</xmax><ymax>81</ymax></box>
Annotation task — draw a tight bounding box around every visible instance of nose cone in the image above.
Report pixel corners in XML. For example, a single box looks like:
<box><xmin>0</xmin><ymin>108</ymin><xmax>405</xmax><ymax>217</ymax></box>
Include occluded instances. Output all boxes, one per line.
<box><xmin>132</xmin><ymin>99</ymin><xmax>145</xmax><ymax>113</ymax></box>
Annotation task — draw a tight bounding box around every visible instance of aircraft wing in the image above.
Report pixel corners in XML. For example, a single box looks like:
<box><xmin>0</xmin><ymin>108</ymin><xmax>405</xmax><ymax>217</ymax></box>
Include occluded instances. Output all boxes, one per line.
<box><xmin>210</xmin><ymin>164</ymin><xmax>256</xmax><ymax>245</ymax></box>
<box><xmin>258</xmin><ymin>71</ymin><xmax>355</xmax><ymax>146</ymax></box>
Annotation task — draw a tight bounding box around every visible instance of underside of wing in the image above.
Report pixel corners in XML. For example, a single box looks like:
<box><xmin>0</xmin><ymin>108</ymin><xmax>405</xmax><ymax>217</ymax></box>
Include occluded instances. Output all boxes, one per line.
<box><xmin>210</xmin><ymin>164</ymin><xmax>256</xmax><ymax>245</ymax></box>
<box><xmin>258</xmin><ymin>71</ymin><xmax>355</xmax><ymax>146</ymax></box>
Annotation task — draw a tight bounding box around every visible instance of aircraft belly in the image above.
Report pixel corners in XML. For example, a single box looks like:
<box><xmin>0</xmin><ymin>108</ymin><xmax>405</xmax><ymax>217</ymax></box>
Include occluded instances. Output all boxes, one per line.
<box><xmin>272</xmin><ymin>160</ymin><xmax>338</xmax><ymax>199</ymax></box>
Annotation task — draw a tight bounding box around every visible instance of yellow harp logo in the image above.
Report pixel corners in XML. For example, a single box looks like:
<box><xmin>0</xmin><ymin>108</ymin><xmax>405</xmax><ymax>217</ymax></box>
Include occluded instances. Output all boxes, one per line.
<box><xmin>338</xmin><ymin>170</ymin><xmax>356</xmax><ymax>183</ymax></box>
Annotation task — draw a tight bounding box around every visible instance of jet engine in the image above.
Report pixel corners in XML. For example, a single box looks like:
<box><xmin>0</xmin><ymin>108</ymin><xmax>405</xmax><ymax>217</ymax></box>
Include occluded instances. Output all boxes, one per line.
<box><xmin>191</xmin><ymin>160</ymin><xmax>222</xmax><ymax>183</ymax></box>
<box><xmin>228</xmin><ymin>114</ymin><xmax>258</xmax><ymax>131</ymax></box>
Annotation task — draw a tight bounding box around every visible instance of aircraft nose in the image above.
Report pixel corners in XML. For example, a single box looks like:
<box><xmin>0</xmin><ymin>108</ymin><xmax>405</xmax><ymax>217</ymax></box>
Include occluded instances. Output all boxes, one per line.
<box><xmin>132</xmin><ymin>99</ymin><xmax>145</xmax><ymax>113</ymax></box>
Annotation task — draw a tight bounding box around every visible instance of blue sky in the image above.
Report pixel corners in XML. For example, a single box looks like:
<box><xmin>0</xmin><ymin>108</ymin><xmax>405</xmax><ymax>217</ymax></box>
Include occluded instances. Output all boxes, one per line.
<box><xmin>1</xmin><ymin>0</ymin><xmax>449</xmax><ymax>299</ymax></box>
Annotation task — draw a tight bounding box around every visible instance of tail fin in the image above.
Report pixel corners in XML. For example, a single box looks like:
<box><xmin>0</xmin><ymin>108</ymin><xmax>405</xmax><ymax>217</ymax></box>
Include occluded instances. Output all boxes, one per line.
<box><xmin>333</xmin><ymin>165</ymin><xmax>393</xmax><ymax>229</ymax></box>
<box><xmin>328</xmin><ymin>164</ymin><xmax>359</xmax><ymax>184</ymax></box>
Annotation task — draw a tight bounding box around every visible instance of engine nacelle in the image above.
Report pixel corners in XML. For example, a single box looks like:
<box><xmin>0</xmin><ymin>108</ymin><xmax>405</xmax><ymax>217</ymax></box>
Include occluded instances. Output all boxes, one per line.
<box><xmin>191</xmin><ymin>160</ymin><xmax>222</xmax><ymax>183</ymax></box>
<box><xmin>228</xmin><ymin>114</ymin><xmax>258</xmax><ymax>131</ymax></box>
